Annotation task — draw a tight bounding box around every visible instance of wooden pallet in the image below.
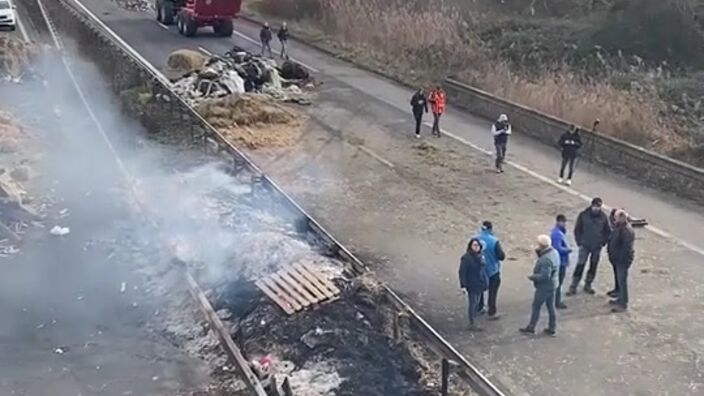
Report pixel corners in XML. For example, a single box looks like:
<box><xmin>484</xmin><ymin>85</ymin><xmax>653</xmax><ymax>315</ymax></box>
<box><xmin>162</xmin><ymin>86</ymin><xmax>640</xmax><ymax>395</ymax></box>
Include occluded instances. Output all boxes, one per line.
<box><xmin>255</xmin><ymin>262</ymin><xmax>341</xmax><ymax>315</ymax></box>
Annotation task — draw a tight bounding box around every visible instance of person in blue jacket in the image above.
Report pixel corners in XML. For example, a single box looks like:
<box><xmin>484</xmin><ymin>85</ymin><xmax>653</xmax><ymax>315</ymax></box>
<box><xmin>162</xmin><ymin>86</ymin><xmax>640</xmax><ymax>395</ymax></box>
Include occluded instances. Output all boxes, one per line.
<box><xmin>550</xmin><ymin>214</ymin><xmax>572</xmax><ymax>309</ymax></box>
<box><xmin>459</xmin><ymin>238</ymin><xmax>489</xmax><ymax>331</ymax></box>
<box><xmin>474</xmin><ymin>221</ymin><xmax>507</xmax><ymax>319</ymax></box>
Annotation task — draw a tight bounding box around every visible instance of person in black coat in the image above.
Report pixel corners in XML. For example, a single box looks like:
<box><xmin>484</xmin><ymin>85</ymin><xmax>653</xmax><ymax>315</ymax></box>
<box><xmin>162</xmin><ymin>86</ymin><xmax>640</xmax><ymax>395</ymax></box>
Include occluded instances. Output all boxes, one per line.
<box><xmin>557</xmin><ymin>124</ymin><xmax>583</xmax><ymax>185</ymax></box>
<box><xmin>607</xmin><ymin>210</ymin><xmax>635</xmax><ymax>312</ymax></box>
<box><xmin>260</xmin><ymin>22</ymin><xmax>273</xmax><ymax>58</ymax></box>
<box><xmin>410</xmin><ymin>88</ymin><xmax>429</xmax><ymax>138</ymax></box>
<box><xmin>459</xmin><ymin>238</ymin><xmax>489</xmax><ymax>331</ymax></box>
<box><xmin>277</xmin><ymin>22</ymin><xmax>289</xmax><ymax>59</ymax></box>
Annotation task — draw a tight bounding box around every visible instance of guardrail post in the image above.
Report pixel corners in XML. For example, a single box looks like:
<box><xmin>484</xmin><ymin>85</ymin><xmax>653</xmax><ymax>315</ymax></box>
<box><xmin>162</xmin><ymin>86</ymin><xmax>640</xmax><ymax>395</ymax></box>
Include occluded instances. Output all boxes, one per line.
<box><xmin>441</xmin><ymin>358</ymin><xmax>459</xmax><ymax>396</ymax></box>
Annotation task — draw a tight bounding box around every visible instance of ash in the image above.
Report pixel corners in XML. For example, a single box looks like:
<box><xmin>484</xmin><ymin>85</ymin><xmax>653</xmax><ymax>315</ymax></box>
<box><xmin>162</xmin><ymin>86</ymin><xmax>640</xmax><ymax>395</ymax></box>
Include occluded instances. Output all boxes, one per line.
<box><xmin>216</xmin><ymin>277</ymin><xmax>437</xmax><ymax>396</ymax></box>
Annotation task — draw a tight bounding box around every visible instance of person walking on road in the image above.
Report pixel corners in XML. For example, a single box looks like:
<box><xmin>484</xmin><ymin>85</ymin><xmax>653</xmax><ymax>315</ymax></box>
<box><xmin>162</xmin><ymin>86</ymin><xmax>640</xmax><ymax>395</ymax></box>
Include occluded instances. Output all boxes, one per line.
<box><xmin>277</xmin><ymin>22</ymin><xmax>289</xmax><ymax>59</ymax></box>
<box><xmin>567</xmin><ymin>197</ymin><xmax>611</xmax><ymax>296</ymax></box>
<box><xmin>520</xmin><ymin>235</ymin><xmax>560</xmax><ymax>336</ymax></box>
<box><xmin>459</xmin><ymin>238</ymin><xmax>490</xmax><ymax>331</ymax></box>
<box><xmin>410</xmin><ymin>88</ymin><xmax>429</xmax><ymax>139</ymax></box>
<box><xmin>491</xmin><ymin>114</ymin><xmax>512</xmax><ymax>173</ymax></box>
<box><xmin>607</xmin><ymin>210</ymin><xmax>635</xmax><ymax>313</ymax></box>
<box><xmin>550</xmin><ymin>214</ymin><xmax>572</xmax><ymax>309</ymax></box>
<box><xmin>260</xmin><ymin>22</ymin><xmax>273</xmax><ymax>58</ymax></box>
<box><xmin>474</xmin><ymin>221</ymin><xmax>506</xmax><ymax>319</ymax></box>
<box><xmin>557</xmin><ymin>124</ymin><xmax>583</xmax><ymax>185</ymax></box>
<box><xmin>428</xmin><ymin>86</ymin><xmax>446</xmax><ymax>137</ymax></box>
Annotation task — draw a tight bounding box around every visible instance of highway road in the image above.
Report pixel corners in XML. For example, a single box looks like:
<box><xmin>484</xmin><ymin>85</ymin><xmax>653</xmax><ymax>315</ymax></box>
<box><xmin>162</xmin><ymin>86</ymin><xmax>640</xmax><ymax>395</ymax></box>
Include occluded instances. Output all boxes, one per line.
<box><xmin>55</xmin><ymin>1</ymin><xmax>704</xmax><ymax>395</ymax></box>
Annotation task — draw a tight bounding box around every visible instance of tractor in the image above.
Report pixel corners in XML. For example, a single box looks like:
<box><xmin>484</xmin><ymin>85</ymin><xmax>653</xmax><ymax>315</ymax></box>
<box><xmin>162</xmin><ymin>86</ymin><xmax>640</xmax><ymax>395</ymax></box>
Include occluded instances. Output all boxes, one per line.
<box><xmin>155</xmin><ymin>0</ymin><xmax>242</xmax><ymax>37</ymax></box>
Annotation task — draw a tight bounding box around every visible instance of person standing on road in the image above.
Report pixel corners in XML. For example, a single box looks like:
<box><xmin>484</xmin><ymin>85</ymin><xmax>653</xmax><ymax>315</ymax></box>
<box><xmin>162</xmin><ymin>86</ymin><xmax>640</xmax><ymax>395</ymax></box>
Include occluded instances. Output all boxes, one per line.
<box><xmin>410</xmin><ymin>88</ymin><xmax>429</xmax><ymax>139</ymax></box>
<box><xmin>550</xmin><ymin>214</ymin><xmax>572</xmax><ymax>309</ymax></box>
<box><xmin>459</xmin><ymin>238</ymin><xmax>490</xmax><ymax>331</ymax></box>
<box><xmin>428</xmin><ymin>86</ymin><xmax>446</xmax><ymax>137</ymax></box>
<box><xmin>277</xmin><ymin>22</ymin><xmax>289</xmax><ymax>59</ymax></box>
<box><xmin>474</xmin><ymin>221</ymin><xmax>506</xmax><ymax>319</ymax></box>
<box><xmin>260</xmin><ymin>22</ymin><xmax>273</xmax><ymax>58</ymax></box>
<box><xmin>491</xmin><ymin>114</ymin><xmax>512</xmax><ymax>173</ymax></box>
<box><xmin>557</xmin><ymin>124</ymin><xmax>583</xmax><ymax>185</ymax></box>
<box><xmin>567</xmin><ymin>197</ymin><xmax>611</xmax><ymax>296</ymax></box>
<box><xmin>607</xmin><ymin>210</ymin><xmax>635</xmax><ymax>313</ymax></box>
<box><xmin>520</xmin><ymin>235</ymin><xmax>560</xmax><ymax>336</ymax></box>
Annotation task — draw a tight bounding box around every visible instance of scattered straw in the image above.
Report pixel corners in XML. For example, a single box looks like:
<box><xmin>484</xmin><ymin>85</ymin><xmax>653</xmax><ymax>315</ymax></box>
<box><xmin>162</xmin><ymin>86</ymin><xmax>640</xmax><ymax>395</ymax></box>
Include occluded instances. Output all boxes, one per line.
<box><xmin>198</xmin><ymin>94</ymin><xmax>305</xmax><ymax>150</ymax></box>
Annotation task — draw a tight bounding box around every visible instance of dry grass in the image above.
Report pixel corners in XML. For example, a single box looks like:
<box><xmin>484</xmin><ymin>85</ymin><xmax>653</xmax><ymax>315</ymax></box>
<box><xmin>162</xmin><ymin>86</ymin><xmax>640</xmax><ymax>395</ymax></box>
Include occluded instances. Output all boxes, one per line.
<box><xmin>198</xmin><ymin>94</ymin><xmax>305</xmax><ymax>150</ymax></box>
<box><xmin>254</xmin><ymin>0</ymin><xmax>690</xmax><ymax>155</ymax></box>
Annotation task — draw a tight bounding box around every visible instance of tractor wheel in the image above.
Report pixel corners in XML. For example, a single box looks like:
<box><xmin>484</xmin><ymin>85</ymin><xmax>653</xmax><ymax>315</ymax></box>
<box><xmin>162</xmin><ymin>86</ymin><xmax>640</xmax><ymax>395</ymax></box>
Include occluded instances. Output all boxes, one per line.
<box><xmin>183</xmin><ymin>14</ymin><xmax>198</xmax><ymax>37</ymax></box>
<box><xmin>161</xmin><ymin>1</ymin><xmax>174</xmax><ymax>25</ymax></box>
<box><xmin>213</xmin><ymin>18</ymin><xmax>233</xmax><ymax>37</ymax></box>
<box><xmin>176</xmin><ymin>14</ymin><xmax>184</xmax><ymax>35</ymax></box>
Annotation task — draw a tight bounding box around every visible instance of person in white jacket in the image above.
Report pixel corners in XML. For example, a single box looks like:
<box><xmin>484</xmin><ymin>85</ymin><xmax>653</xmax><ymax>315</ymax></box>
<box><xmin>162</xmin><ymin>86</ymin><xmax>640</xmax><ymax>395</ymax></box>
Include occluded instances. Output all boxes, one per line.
<box><xmin>491</xmin><ymin>114</ymin><xmax>512</xmax><ymax>173</ymax></box>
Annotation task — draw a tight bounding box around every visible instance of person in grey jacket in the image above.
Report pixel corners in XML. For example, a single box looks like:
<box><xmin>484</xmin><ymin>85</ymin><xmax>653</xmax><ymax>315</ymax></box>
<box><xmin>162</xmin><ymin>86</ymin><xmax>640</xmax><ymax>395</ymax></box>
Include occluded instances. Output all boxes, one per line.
<box><xmin>567</xmin><ymin>197</ymin><xmax>611</xmax><ymax>295</ymax></box>
<box><xmin>520</xmin><ymin>235</ymin><xmax>560</xmax><ymax>336</ymax></box>
<box><xmin>607</xmin><ymin>210</ymin><xmax>635</xmax><ymax>313</ymax></box>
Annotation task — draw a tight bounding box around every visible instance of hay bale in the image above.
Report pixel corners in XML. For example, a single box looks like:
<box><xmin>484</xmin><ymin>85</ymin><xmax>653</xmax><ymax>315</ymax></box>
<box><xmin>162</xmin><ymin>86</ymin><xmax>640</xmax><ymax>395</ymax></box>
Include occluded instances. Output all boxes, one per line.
<box><xmin>0</xmin><ymin>37</ymin><xmax>37</xmax><ymax>79</ymax></box>
<box><xmin>0</xmin><ymin>110</ymin><xmax>25</xmax><ymax>153</ymax></box>
<box><xmin>167</xmin><ymin>49</ymin><xmax>207</xmax><ymax>74</ymax></box>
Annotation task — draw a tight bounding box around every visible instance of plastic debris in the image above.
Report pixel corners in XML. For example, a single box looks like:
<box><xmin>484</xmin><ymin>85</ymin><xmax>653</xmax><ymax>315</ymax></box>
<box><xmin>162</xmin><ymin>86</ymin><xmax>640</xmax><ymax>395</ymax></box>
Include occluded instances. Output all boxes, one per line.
<box><xmin>50</xmin><ymin>225</ymin><xmax>70</xmax><ymax>236</ymax></box>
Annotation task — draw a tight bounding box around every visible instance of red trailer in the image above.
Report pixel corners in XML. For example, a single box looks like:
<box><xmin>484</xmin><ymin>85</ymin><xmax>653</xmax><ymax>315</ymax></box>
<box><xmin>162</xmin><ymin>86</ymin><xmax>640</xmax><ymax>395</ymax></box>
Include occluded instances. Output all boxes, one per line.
<box><xmin>155</xmin><ymin>0</ymin><xmax>242</xmax><ymax>37</ymax></box>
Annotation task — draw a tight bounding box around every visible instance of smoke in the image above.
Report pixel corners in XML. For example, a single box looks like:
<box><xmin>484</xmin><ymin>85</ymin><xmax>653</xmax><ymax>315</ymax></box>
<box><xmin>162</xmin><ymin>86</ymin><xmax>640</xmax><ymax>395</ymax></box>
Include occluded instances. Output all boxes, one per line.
<box><xmin>0</xmin><ymin>34</ymin><xmax>339</xmax><ymax>351</ymax></box>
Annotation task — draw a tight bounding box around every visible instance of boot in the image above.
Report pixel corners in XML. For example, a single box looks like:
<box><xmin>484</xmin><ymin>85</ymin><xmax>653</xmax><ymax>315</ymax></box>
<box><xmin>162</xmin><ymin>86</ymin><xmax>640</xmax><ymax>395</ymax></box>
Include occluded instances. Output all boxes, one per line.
<box><xmin>566</xmin><ymin>283</ymin><xmax>577</xmax><ymax>296</ymax></box>
<box><xmin>583</xmin><ymin>283</ymin><xmax>596</xmax><ymax>295</ymax></box>
<box><xmin>607</xmin><ymin>289</ymin><xmax>619</xmax><ymax>298</ymax></box>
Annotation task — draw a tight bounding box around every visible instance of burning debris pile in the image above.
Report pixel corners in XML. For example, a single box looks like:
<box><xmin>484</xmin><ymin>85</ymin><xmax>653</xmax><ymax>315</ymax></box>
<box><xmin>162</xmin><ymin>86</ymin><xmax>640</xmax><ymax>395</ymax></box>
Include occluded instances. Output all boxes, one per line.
<box><xmin>170</xmin><ymin>46</ymin><xmax>313</xmax><ymax>107</ymax></box>
<box><xmin>209</xmin><ymin>275</ymin><xmax>449</xmax><ymax>396</ymax></box>
<box><xmin>0</xmin><ymin>37</ymin><xmax>38</xmax><ymax>83</ymax></box>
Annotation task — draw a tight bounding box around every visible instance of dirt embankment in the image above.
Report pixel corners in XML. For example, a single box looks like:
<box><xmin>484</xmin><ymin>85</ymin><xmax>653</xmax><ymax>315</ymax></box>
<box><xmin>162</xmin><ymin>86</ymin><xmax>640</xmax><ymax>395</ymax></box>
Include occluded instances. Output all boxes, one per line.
<box><xmin>248</xmin><ymin>0</ymin><xmax>704</xmax><ymax>167</ymax></box>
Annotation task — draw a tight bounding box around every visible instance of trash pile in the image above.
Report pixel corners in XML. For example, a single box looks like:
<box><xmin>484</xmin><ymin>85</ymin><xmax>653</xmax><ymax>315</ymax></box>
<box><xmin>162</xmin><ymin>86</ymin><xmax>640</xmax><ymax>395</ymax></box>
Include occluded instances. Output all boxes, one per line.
<box><xmin>198</xmin><ymin>94</ymin><xmax>305</xmax><ymax>150</ymax></box>
<box><xmin>170</xmin><ymin>46</ymin><xmax>313</xmax><ymax>107</ymax></box>
<box><xmin>0</xmin><ymin>37</ymin><xmax>37</xmax><ymax>83</ymax></box>
<box><xmin>212</xmin><ymin>276</ymin><xmax>444</xmax><ymax>396</ymax></box>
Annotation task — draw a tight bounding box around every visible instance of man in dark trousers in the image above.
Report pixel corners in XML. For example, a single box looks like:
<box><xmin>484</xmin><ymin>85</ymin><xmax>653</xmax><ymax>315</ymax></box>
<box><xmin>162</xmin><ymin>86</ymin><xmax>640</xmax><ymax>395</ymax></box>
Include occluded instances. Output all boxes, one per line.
<box><xmin>410</xmin><ymin>88</ymin><xmax>428</xmax><ymax>139</ymax></box>
<box><xmin>550</xmin><ymin>214</ymin><xmax>572</xmax><ymax>309</ymax></box>
<box><xmin>260</xmin><ymin>22</ymin><xmax>273</xmax><ymax>58</ymax></box>
<box><xmin>567</xmin><ymin>197</ymin><xmax>611</xmax><ymax>295</ymax></box>
<box><xmin>277</xmin><ymin>22</ymin><xmax>289</xmax><ymax>59</ymax></box>
<box><xmin>491</xmin><ymin>114</ymin><xmax>512</xmax><ymax>173</ymax></box>
<box><xmin>557</xmin><ymin>124</ymin><xmax>583</xmax><ymax>186</ymax></box>
<box><xmin>607</xmin><ymin>210</ymin><xmax>635</xmax><ymax>313</ymax></box>
<box><xmin>474</xmin><ymin>221</ymin><xmax>507</xmax><ymax>319</ymax></box>
<box><xmin>520</xmin><ymin>235</ymin><xmax>560</xmax><ymax>336</ymax></box>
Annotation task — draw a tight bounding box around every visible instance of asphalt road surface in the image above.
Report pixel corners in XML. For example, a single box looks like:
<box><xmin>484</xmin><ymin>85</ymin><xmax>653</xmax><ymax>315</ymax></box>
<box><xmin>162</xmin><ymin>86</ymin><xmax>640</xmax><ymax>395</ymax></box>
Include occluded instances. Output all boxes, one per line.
<box><xmin>54</xmin><ymin>1</ymin><xmax>704</xmax><ymax>394</ymax></box>
<box><xmin>0</xmin><ymin>6</ymin><xmax>212</xmax><ymax>395</ymax></box>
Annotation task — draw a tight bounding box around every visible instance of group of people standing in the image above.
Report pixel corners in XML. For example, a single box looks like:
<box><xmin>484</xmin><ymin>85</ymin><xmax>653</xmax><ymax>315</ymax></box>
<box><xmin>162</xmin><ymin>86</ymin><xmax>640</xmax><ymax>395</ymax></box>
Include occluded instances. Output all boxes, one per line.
<box><xmin>409</xmin><ymin>89</ymin><xmax>586</xmax><ymax>182</ymax></box>
<box><xmin>459</xmin><ymin>198</ymin><xmax>636</xmax><ymax>334</ymax></box>
<box><xmin>259</xmin><ymin>22</ymin><xmax>290</xmax><ymax>59</ymax></box>
<box><xmin>410</xmin><ymin>86</ymin><xmax>447</xmax><ymax>139</ymax></box>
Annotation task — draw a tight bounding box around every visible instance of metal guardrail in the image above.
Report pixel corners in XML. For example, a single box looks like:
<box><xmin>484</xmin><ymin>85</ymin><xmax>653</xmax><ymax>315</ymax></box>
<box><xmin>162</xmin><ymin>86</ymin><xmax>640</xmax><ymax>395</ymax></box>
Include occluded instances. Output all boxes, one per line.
<box><xmin>46</xmin><ymin>1</ymin><xmax>512</xmax><ymax>395</ymax></box>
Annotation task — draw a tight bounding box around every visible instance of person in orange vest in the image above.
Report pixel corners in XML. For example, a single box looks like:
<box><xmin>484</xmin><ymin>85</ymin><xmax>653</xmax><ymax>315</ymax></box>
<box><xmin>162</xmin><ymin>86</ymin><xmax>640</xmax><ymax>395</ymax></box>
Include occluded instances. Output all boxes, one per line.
<box><xmin>428</xmin><ymin>86</ymin><xmax>446</xmax><ymax>137</ymax></box>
